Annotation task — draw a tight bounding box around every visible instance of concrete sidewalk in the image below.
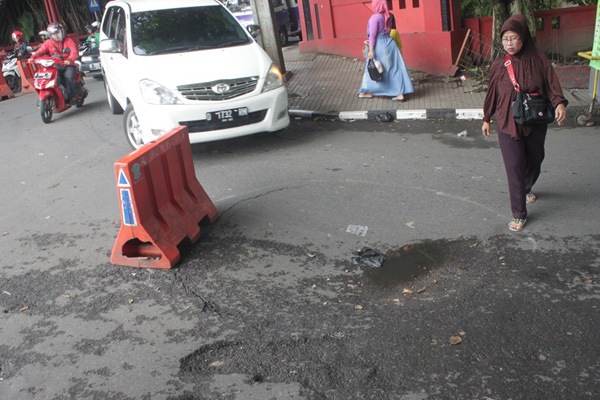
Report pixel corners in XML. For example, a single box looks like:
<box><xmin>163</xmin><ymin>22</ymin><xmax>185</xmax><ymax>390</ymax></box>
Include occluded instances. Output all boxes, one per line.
<box><xmin>282</xmin><ymin>44</ymin><xmax>592</xmax><ymax>121</ymax></box>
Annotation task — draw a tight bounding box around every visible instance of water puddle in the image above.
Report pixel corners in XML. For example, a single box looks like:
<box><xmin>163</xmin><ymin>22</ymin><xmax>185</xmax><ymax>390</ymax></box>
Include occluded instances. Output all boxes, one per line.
<box><xmin>363</xmin><ymin>240</ymin><xmax>447</xmax><ymax>286</ymax></box>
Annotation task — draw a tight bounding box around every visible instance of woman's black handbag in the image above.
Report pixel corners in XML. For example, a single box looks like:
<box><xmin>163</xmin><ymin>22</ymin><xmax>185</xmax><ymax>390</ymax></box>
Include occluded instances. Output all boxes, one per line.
<box><xmin>367</xmin><ymin>58</ymin><xmax>383</xmax><ymax>82</ymax></box>
<box><xmin>505</xmin><ymin>55</ymin><xmax>554</xmax><ymax>125</ymax></box>
<box><xmin>511</xmin><ymin>91</ymin><xmax>555</xmax><ymax>125</ymax></box>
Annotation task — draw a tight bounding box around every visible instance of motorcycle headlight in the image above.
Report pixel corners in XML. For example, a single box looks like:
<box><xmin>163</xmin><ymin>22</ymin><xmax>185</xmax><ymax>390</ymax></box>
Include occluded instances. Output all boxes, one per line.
<box><xmin>37</xmin><ymin>59</ymin><xmax>55</xmax><ymax>67</ymax></box>
<box><xmin>261</xmin><ymin>64</ymin><xmax>283</xmax><ymax>93</ymax></box>
<box><xmin>139</xmin><ymin>79</ymin><xmax>183</xmax><ymax>105</ymax></box>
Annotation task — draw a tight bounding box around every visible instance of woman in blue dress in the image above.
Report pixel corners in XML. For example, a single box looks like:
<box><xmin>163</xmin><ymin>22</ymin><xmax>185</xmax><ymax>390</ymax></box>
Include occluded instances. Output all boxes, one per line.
<box><xmin>358</xmin><ymin>0</ymin><xmax>413</xmax><ymax>101</ymax></box>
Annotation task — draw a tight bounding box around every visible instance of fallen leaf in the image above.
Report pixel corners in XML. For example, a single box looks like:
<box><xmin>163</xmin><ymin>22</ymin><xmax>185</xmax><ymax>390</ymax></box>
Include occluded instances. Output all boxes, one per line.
<box><xmin>312</xmin><ymin>284</ymin><xmax>317</xmax><ymax>289</ymax></box>
<box><xmin>45</xmin><ymin>216</ymin><xmax>51</xmax><ymax>219</ymax></box>
<box><xmin>3</xmin><ymin>291</ymin><xmax>11</xmax><ymax>295</ymax></box>
<box><xmin>20</xmin><ymin>306</ymin><xmax>29</xmax><ymax>312</ymax></box>
<box><xmin>584</xmin><ymin>279</ymin><xmax>594</xmax><ymax>284</ymax></box>
<box><xmin>417</xmin><ymin>287</ymin><xmax>426</xmax><ymax>293</ymax></box>
<box><xmin>306</xmin><ymin>252</ymin><xmax>316</xmax><ymax>258</ymax></box>
<box><xmin>403</xmin><ymin>246</ymin><xmax>410</xmax><ymax>251</ymax></box>
<box><xmin>499</xmin><ymin>256</ymin><xmax>505</xmax><ymax>260</ymax></box>
<box><xmin>449</xmin><ymin>336</ymin><xmax>463</xmax><ymax>345</ymax></box>
<box><xmin>348</xmin><ymin>284</ymin><xmax>355</xmax><ymax>290</ymax></box>
<box><xmin>431</xmin><ymin>280</ymin><xmax>438</xmax><ymax>284</ymax></box>
<box><xmin>248</xmin><ymin>250</ymin><xmax>253</xmax><ymax>256</ymax></box>
<box><xmin>209</xmin><ymin>361</ymin><xmax>225</xmax><ymax>367</ymax></box>
<box><xmin>470</xmin><ymin>243</ymin><xmax>478</xmax><ymax>248</ymax></box>
<box><xmin>2</xmin><ymin>232</ymin><xmax>8</xmax><ymax>236</ymax></box>
<box><xmin>354</xmin><ymin>305</ymin><xmax>363</xmax><ymax>310</ymax></box>
<box><xmin>62</xmin><ymin>294</ymin><xmax>70</xmax><ymax>298</ymax></box>
<box><xmin>128</xmin><ymin>299</ymin><xmax>134</xmax><ymax>304</ymax></box>
<box><xmin>460</xmin><ymin>331</ymin><xmax>466</xmax><ymax>336</ymax></box>
<box><xmin>393</xmin><ymin>298</ymin><xmax>401</xmax><ymax>302</ymax></box>
<box><xmin>403</xmin><ymin>288</ymin><xmax>414</xmax><ymax>295</ymax></box>
<box><xmin>406</xmin><ymin>221</ymin><xmax>415</xmax><ymax>229</ymax></box>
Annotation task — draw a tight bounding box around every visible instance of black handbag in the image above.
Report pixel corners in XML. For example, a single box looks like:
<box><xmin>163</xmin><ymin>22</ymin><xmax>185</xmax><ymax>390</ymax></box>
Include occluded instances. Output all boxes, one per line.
<box><xmin>367</xmin><ymin>58</ymin><xmax>383</xmax><ymax>82</ymax></box>
<box><xmin>505</xmin><ymin>55</ymin><xmax>554</xmax><ymax>125</ymax></box>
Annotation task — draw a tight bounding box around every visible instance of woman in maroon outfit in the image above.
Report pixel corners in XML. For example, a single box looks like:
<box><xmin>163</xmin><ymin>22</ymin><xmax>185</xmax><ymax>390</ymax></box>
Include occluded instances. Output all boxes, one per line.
<box><xmin>482</xmin><ymin>14</ymin><xmax>567</xmax><ymax>232</ymax></box>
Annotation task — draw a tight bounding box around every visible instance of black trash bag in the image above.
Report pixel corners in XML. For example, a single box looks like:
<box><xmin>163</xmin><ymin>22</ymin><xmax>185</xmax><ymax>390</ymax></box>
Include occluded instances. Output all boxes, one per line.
<box><xmin>375</xmin><ymin>112</ymin><xmax>393</xmax><ymax>122</ymax></box>
<box><xmin>352</xmin><ymin>247</ymin><xmax>385</xmax><ymax>268</ymax></box>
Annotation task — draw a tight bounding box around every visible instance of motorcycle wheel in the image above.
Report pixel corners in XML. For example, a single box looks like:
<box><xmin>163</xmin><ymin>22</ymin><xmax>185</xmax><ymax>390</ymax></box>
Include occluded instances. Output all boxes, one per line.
<box><xmin>76</xmin><ymin>89</ymin><xmax>88</xmax><ymax>108</ymax></box>
<box><xmin>123</xmin><ymin>103</ymin><xmax>144</xmax><ymax>150</ymax></box>
<box><xmin>41</xmin><ymin>97</ymin><xmax>53</xmax><ymax>124</ymax></box>
<box><xmin>5</xmin><ymin>74</ymin><xmax>20</xmax><ymax>93</ymax></box>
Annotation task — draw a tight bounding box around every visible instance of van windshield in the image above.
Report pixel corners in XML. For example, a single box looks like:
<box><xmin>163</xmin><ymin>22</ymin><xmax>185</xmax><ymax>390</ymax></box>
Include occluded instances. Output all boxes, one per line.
<box><xmin>131</xmin><ymin>5</ymin><xmax>252</xmax><ymax>55</ymax></box>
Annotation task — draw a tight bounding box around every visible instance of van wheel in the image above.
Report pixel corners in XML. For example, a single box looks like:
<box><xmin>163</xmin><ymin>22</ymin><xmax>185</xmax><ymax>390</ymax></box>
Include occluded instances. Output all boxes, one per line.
<box><xmin>105</xmin><ymin>80</ymin><xmax>123</xmax><ymax>114</ymax></box>
<box><xmin>279</xmin><ymin>27</ymin><xmax>288</xmax><ymax>47</ymax></box>
<box><xmin>123</xmin><ymin>103</ymin><xmax>145</xmax><ymax>150</ymax></box>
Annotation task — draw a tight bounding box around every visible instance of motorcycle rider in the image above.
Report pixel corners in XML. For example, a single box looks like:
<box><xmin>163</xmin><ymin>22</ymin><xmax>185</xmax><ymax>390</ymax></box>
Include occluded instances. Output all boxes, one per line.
<box><xmin>33</xmin><ymin>30</ymin><xmax>49</xmax><ymax>51</ymax></box>
<box><xmin>30</xmin><ymin>22</ymin><xmax>80</xmax><ymax>105</ymax></box>
<box><xmin>85</xmin><ymin>24</ymin><xmax>99</xmax><ymax>49</ymax></box>
<box><xmin>12</xmin><ymin>31</ymin><xmax>31</xmax><ymax>60</ymax></box>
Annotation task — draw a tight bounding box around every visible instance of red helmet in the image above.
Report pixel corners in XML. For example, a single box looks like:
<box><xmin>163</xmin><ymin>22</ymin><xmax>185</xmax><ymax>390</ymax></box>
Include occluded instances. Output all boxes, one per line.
<box><xmin>12</xmin><ymin>31</ymin><xmax>23</xmax><ymax>43</ymax></box>
<box><xmin>47</xmin><ymin>22</ymin><xmax>65</xmax><ymax>42</ymax></box>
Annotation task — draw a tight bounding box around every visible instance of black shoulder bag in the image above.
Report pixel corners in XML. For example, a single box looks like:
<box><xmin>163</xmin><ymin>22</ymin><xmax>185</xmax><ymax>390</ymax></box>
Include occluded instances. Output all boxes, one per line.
<box><xmin>505</xmin><ymin>55</ymin><xmax>555</xmax><ymax>125</ymax></box>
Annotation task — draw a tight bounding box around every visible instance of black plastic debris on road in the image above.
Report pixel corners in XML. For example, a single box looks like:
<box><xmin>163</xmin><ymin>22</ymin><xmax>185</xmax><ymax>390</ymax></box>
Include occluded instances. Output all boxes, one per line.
<box><xmin>352</xmin><ymin>247</ymin><xmax>385</xmax><ymax>268</ymax></box>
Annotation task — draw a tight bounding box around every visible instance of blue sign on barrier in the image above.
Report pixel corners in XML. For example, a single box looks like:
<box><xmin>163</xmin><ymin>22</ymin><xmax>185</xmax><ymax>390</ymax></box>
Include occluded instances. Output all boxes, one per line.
<box><xmin>88</xmin><ymin>0</ymin><xmax>101</xmax><ymax>12</ymax></box>
<box><xmin>120</xmin><ymin>188</ymin><xmax>137</xmax><ymax>226</ymax></box>
<box><xmin>117</xmin><ymin>169</ymin><xmax>130</xmax><ymax>187</ymax></box>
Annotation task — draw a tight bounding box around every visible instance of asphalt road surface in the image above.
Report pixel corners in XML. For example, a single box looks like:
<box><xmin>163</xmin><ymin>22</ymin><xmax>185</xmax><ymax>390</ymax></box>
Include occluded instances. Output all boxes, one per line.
<box><xmin>1</xmin><ymin>79</ymin><xmax>599</xmax><ymax>399</ymax></box>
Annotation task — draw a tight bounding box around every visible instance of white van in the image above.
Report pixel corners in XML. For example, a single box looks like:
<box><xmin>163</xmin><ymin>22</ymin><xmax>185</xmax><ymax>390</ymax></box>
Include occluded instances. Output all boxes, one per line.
<box><xmin>99</xmin><ymin>0</ymin><xmax>290</xmax><ymax>149</ymax></box>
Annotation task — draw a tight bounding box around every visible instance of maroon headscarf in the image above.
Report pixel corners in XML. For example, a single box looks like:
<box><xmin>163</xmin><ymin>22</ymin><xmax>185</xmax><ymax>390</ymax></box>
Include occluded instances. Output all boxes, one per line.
<box><xmin>500</xmin><ymin>14</ymin><xmax>537</xmax><ymax>60</ymax></box>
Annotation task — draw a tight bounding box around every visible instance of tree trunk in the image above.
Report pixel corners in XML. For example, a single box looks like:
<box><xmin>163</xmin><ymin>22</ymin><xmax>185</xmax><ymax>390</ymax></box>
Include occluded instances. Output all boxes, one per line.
<box><xmin>491</xmin><ymin>2</ymin><xmax>509</xmax><ymax>60</ymax></box>
<box><xmin>509</xmin><ymin>0</ymin><xmax>537</xmax><ymax>42</ymax></box>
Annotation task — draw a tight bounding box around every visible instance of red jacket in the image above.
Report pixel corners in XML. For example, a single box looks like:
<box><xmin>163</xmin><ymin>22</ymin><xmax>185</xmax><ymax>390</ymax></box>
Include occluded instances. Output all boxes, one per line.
<box><xmin>32</xmin><ymin>37</ymin><xmax>79</xmax><ymax>64</ymax></box>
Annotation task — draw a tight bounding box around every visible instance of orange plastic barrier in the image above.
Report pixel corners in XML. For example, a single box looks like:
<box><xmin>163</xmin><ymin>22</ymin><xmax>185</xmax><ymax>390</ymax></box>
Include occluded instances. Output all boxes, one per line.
<box><xmin>110</xmin><ymin>126</ymin><xmax>218</xmax><ymax>269</ymax></box>
<box><xmin>0</xmin><ymin>73</ymin><xmax>15</xmax><ymax>100</ymax></box>
<box><xmin>17</xmin><ymin>60</ymin><xmax>36</xmax><ymax>93</ymax></box>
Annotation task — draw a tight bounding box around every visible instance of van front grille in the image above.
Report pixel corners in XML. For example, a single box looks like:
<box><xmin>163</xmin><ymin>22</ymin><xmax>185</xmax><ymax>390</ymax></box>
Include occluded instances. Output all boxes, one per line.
<box><xmin>177</xmin><ymin>77</ymin><xmax>259</xmax><ymax>101</ymax></box>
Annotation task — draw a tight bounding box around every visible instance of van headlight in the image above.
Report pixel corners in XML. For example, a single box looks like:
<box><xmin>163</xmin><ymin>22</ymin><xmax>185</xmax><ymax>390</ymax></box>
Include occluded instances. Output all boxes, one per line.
<box><xmin>261</xmin><ymin>64</ymin><xmax>283</xmax><ymax>93</ymax></box>
<box><xmin>139</xmin><ymin>79</ymin><xmax>183</xmax><ymax>105</ymax></box>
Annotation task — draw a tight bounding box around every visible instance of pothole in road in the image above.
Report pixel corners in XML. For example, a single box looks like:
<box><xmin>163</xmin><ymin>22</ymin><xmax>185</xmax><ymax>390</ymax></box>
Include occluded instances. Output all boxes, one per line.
<box><xmin>362</xmin><ymin>240</ymin><xmax>448</xmax><ymax>286</ymax></box>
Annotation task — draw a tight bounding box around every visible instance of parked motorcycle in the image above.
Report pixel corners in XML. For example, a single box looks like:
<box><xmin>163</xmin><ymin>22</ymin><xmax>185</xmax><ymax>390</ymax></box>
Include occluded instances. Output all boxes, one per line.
<box><xmin>2</xmin><ymin>52</ymin><xmax>20</xmax><ymax>92</ymax></box>
<box><xmin>2</xmin><ymin>46</ymin><xmax>34</xmax><ymax>93</ymax></box>
<box><xmin>32</xmin><ymin>55</ymin><xmax>88</xmax><ymax>123</ymax></box>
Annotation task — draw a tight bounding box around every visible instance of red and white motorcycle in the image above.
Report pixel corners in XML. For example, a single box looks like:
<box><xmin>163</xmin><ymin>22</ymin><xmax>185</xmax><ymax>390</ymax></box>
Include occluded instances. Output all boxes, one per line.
<box><xmin>32</xmin><ymin>54</ymin><xmax>88</xmax><ymax>123</ymax></box>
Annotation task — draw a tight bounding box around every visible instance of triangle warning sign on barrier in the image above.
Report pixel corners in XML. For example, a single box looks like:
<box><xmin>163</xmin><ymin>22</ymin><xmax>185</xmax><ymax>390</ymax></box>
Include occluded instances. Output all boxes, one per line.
<box><xmin>118</xmin><ymin>169</ymin><xmax>130</xmax><ymax>187</ymax></box>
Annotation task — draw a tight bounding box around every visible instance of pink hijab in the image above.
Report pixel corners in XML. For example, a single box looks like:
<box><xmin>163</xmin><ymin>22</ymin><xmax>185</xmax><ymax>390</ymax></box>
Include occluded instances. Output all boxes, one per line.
<box><xmin>371</xmin><ymin>0</ymin><xmax>391</xmax><ymax>31</ymax></box>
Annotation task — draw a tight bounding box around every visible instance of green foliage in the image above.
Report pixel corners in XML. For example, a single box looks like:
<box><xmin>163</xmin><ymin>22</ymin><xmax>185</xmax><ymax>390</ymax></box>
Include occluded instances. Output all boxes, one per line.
<box><xmin>462</xmin><ymin>0</ymin><xmax>597</xmax><ymax>18</ymax></box>
<box><xmin>461</xmin><ymin>0</ymin><xmax>494</xmax><ymax>18</ymax></box>
<box><xmin>19</xmin><ymin>11</ymin><xmax>34</xmax><ymax>42</ymax></box>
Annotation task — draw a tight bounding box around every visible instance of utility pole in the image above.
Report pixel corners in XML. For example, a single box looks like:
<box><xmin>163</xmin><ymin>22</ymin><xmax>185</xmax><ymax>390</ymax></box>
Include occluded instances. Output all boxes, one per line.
<box><xmin>250</xmin><ymin>0</ymin><xmax>287</xmax><ymax>75</ymax></box>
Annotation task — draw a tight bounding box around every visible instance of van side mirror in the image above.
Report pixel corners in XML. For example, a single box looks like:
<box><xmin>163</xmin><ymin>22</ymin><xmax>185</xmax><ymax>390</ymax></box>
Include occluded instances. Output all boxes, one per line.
<box><xmin>247</xmin><ymin>24</ymin><xmax>261</xmax><ymax>39</ymax></box>
<box><xmin>99</xmin><ymin>39</ymin><xmax>122</xmax><ymax>54</ymax></box>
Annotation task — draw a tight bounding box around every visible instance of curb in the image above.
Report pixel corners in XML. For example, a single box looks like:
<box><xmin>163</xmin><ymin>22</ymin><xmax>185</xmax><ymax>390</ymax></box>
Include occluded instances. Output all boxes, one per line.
<box><xmin>289</xmin><ymin>106</ymin><xmax>582</xmax><ymax>122</ymax></box>
<box><xmin>289</xmin><ymin>108</ymin><xmax>485</xmax><ymax>121</ymax></box>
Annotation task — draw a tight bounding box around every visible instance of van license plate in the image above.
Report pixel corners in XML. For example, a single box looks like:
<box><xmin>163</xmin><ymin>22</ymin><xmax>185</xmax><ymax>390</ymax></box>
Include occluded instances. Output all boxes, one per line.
<box><xmin>207</xmin><ymin>108</ymin><xmax>248</xmax><ymax>123</ymax></box>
